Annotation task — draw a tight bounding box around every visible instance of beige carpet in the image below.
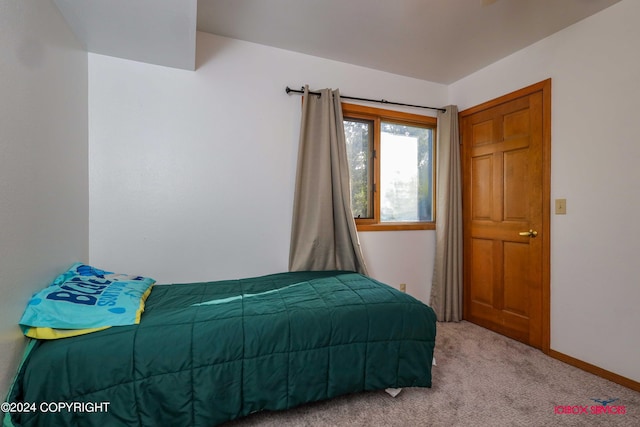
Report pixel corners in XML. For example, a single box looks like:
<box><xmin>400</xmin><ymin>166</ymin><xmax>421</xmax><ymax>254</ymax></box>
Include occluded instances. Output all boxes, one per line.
<box><xmin>224</xmin><ymin>321</ymin><xmax>640</xmax><ymax>426</ymax></box>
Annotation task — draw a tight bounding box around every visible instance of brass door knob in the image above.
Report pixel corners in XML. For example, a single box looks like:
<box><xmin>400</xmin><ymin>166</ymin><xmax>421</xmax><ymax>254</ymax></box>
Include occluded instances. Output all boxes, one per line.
<box><xmin>519</xmin><ymin>229</ymin><xmax>538</xmax><ymax>238</ymax></box>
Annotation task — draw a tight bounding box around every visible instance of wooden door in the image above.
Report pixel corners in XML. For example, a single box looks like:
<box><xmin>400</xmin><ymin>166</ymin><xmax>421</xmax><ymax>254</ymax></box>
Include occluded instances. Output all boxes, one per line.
<box><xmin>461</xmin><ymin>80</ymin><xmax>550</xmax><ymax>352</ymax></box>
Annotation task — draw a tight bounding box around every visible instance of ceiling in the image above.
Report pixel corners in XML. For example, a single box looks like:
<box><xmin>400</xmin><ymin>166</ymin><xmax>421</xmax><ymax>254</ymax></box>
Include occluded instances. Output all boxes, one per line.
<box><xmin>54</xmin><ymin>0</ymin><xmax>622</xmax><ymax>84</ymax></box>
<box><xmin>53</xmin><ymin>0</ymin><xmax>198</xmax><ymax>70</ymax></box>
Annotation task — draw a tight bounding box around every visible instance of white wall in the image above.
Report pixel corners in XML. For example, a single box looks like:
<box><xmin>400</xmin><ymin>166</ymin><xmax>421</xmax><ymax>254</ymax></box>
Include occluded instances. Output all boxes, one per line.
<box><xmin>0</xmin><ymin>0</ymin><xmax>88</xmax><ymax>395</ymax></box>
<box><xmin>450</xmin><ymin>0</ymin><xmax>640</xmax><ymax>383</ymax></box>
<box><xmin>88</xmin><ymin>32</ymin><xmax>447</xmax><ymax>303</ymax></box>
<box><xmin>359</xmin><ymin>232</ymin><xmax>435</xmax><ymax>303</ymax></box>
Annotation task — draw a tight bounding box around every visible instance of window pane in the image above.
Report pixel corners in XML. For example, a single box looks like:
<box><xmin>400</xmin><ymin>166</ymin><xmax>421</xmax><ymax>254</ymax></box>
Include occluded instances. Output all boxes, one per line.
<box><xmin>344</xmin><ymin>119</ymin><xmax>373</xmax><ymax>219</ymax></box>
<box><xmin>380</xmin><ymin>122</ymin><xmax>433</xmax><ymax>222</ymax></box>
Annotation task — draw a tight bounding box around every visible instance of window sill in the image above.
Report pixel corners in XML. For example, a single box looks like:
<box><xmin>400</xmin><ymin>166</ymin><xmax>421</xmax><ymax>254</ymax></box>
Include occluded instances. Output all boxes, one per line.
<box><xmin>356</xmin><ymin>222</ymin><xmax>435</xmax><ymax>232</ymax></box>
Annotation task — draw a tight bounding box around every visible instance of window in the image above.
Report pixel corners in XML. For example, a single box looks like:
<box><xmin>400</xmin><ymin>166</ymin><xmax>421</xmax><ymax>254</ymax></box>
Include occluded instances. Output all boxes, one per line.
<box><xmin>343</xmin><ymin>103</ymin><xmax>436</xmax><ymax>231</ymax></box>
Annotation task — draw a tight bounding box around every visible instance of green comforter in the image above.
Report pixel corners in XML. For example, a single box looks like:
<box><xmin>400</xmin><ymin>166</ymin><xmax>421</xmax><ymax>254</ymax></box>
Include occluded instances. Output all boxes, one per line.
<box><xmin>6</xmin><ymin>271</ymin><xmax>436</xmax><ymax>426</ymax></box>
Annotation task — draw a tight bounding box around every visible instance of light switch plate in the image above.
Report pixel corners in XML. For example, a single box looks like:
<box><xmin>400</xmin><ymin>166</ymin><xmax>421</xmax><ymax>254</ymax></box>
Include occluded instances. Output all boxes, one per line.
<box><xmin>555</xmin><ymin>199</ymin><xmax>567</xmax><ymax>215</ymax></box>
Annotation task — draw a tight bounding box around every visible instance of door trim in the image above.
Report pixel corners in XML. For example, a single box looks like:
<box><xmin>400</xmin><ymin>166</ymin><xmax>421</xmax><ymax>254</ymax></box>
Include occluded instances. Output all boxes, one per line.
<box><xmin>460</xmin><ymin>79</ymin><xmax>551</xmax><ymax>354</ymax></box>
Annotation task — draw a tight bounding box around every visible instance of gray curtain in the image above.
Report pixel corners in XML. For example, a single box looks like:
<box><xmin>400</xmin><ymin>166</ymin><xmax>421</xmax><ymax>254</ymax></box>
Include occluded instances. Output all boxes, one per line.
<box><xmin>430</xmin><ymin>105</ymin><xmax>463</xmax><ymax>321</ymax></box>
<box><xmin>289</xmin><ymin>86</ymin><xmax>368</xmax><ymax>275</ymax></box>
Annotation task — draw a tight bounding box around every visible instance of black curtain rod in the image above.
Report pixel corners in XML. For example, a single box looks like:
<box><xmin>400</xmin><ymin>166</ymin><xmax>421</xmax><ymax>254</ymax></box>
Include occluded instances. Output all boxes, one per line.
<box><xmin>285</xmin><ymin>86</ymin><xmax>446</xmax><ymax>113</ymax></box>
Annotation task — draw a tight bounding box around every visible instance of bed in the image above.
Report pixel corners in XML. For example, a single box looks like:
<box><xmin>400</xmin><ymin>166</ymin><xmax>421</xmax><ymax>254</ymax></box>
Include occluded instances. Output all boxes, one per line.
<box><xmin>5</xmin><ymin>269</ymin><xmax>437</xmax><ymax>427</ymax></box>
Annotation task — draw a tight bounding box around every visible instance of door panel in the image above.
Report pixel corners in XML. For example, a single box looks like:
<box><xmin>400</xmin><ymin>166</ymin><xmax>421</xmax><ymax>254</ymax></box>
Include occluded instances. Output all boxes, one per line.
<box><xmin>471</xmin><ymin>156</ymin><xmax>493</xmax><ymax>219</ymax></box>
<box><xmin>462</xmin><ymin>80</ymin><xmax>550</xmax><ymax>351</ymax></box>
<box><xmin>504</xmin><ymin>148</ymin><xmax>529</xmax><ymax>220</ymax></box>
<box><xmin>472</xmin><ymin>120</ymin><xmax>494</xmax><ymax>145</ymax></box>
<box><xmin>470</xmin><ymin>238</ymin><xmax>494</xmax><ymax>305</ymax></box>
<box><xmin>503</xmin><ymin>241</ymin><xmax>529</xmax><ymax>317</ymax></box>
